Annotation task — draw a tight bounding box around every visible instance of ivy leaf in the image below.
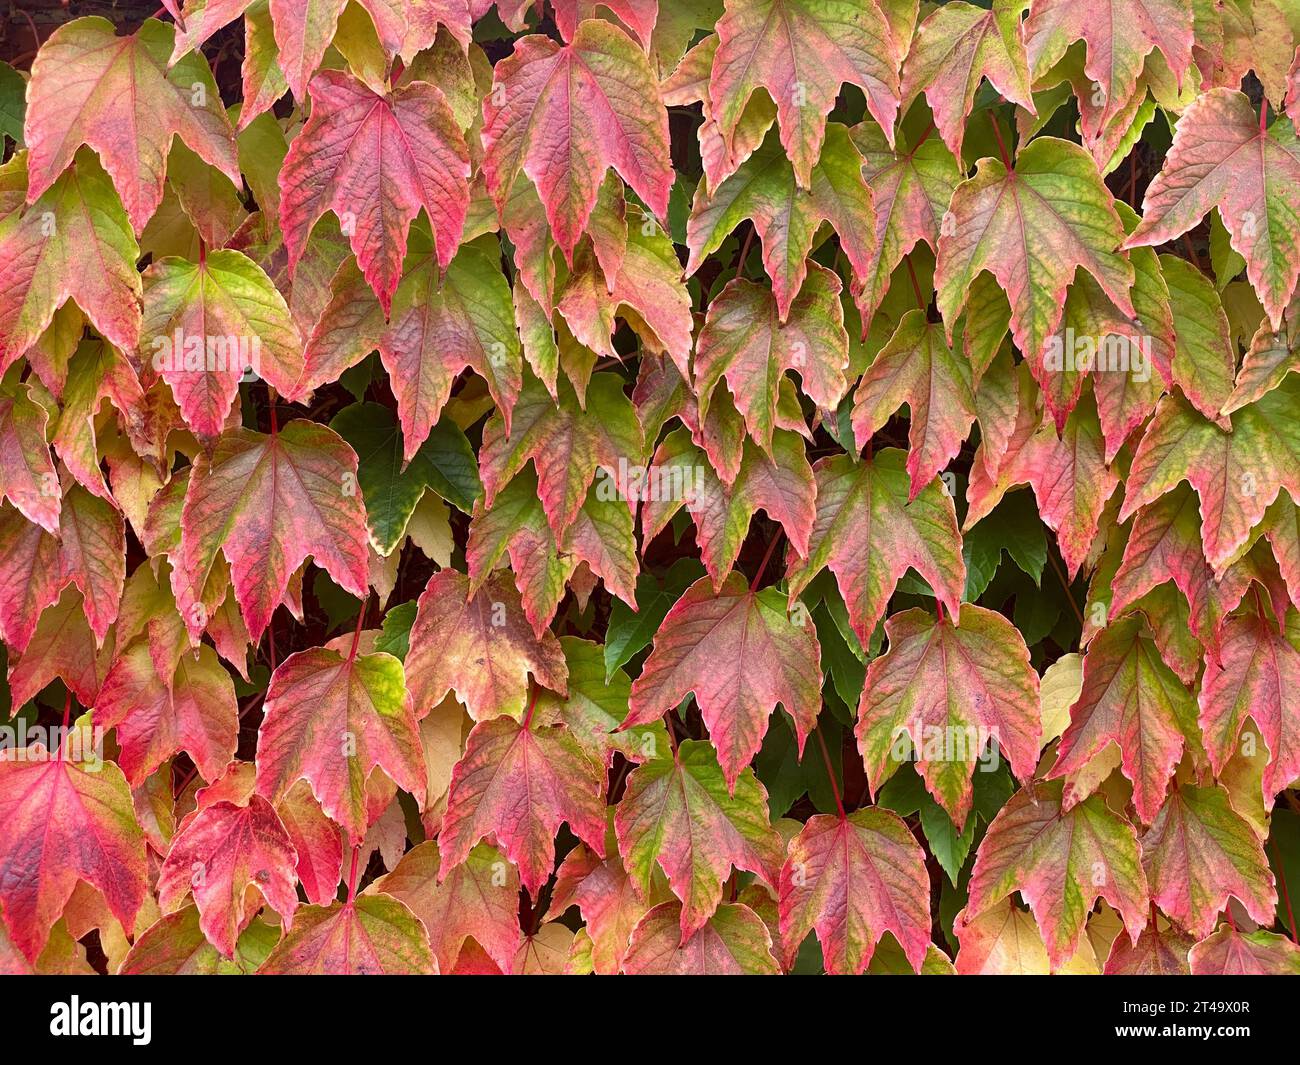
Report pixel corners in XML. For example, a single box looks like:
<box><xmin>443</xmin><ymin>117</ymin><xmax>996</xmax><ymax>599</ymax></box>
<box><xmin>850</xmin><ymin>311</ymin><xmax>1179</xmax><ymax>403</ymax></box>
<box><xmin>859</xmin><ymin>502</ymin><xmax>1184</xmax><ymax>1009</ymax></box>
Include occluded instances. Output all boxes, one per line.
<box><xmin>255</xmin><ymin>646</ymin><xmax>427</xmax><ymax>844</ymax></box>
<box><xmin>709</xmin><ymin>0</ymin><xmax>900</xmax><ymax>187</ymax></box>
<box><xmin>405</xmin><ymin>569</ymin><xmax>569</xmax><ymax>721</ymax></box>
<box><xmin>852</xmin><ymin>309</ymin><xmax>978</xmax><ymax>500</ymax></box>
<box><xmin>1050</xmin><ymin>615</ymin><xmax>1197</xmax><ymax>823</ymax></box>
<box><xmin>1120</xmin><ymin>382</ymin><xmax>1300</xmax><ymax>571</ymax></box>
<box><xmin>331</xmin><ymin>401</ymin><xmax>481</xmax><ymax>556</ymax></box>
<box><xmin>0</xmin><ymin>383</ymin><xmax>59</xmax><ymax>533</ymax></box>
<box><xmin>623</xmin><ymin>572</ymin><xmax>822</xmax><ymax>792</ymax></box>
<box><xmin>966</xmin><ymin>779</ymin><xmax>1149</xmax><ymax>969</ymax></box>
<box><xmin>850</xmin><ymin>122</ymin><xmax>962</xmax><ymax>328</ymax></box>
<box><xmin>785</xmin><ymin>449</ymin><xmax>965</xmax><ymax>648</ymax></box>
<box><xmin>482</xmin><ymin>20</ymin><xmax>672</xmax><ymax>259</ymax></box>
<box><xmin>1189</xmin><ymin>926</ymin><xmax>1300</xmax><ymax>975</ymax></box>
<box><xmin>967</xmin><ymin>389</ymin><xmax>1119</xmax><ymax>578</ymax></box>
<box><xmin>140</xmin><ymin>250</ymin><xmax>303</xmax><ymax>439</ymax></box>
<box><xmin>662</xmin><ymin>34</ymin><xmax>776</xmax><ymax>195</ymax></box>
<box><xmin>936</xmin><ymin>137</ymin><xmax>1135</xmax><ymax>369</ymax></box>
<box><xmin>777</xmin><ymin>808</ymin><xmax>932</xmax><ymax>974</ymax></box>
<box><xmin>901</xmin><ymin>0</ymin><xmax>1035</xmax><ymax>163</ymax></box>
<box><xmin>1103</xmin><ymin>922</ymin><xmax>1194</xmax><ymax>974</ymax></box>
<box><xmin>258</xmin><ymin>894</ymin><xmax>437</xmax><ymax>974</ymax></box>
<box><xmin>622</xmin><ymin>900</ymin><xmax>780</xmax><ymax>974</ymax></box>
<box><xmin>1198</xmin><ymin>610</ymin><xmax>1300</xmax><ymax>802</ymax></box>
<box><xmin>1024</xmin><ymin>0</ymin><xmax>1194</xmax><ymax>137</ymax></box>
<box><xmin>479</xmin><ymin>372</ymin><xmax>642</xmax><ymax>541</ymax></box>
<box><xmin>120</xmin><ymin>905</ymin><xmax>275</xmax><ymax>975</ymax></box>
<box><xmin>642</xmin><ymin>428</ymin><xmax>815</xmax><ymax>591</ymax></box>
<box><xmin>279</xmin><ymin>69</ymin><xmax>471</xmax><ymax>313</ymax></box>
<box><xmin>551</xmin><ymin>822</ymin><xmax>669</xmax><ymax>974</ymax></box>
<box><xmin>1125</xmin><ymin>88</ymin><xmax>1300</xmax><ymax>329</ymax></box>
<box><xmin>557</xmin><ymin>205</ymin><xmax>694</xmax><ymax>376</ymax></box>
<box><xmin>1140</xmin><ymin>783</ymin><xmax>1276</xmax><ymax>938</ymax></box>
<box><xmin>615</xmin><ymin>739</ymin><xmax>784</xmax><ymax>939</ymax></box>
<box><xmin>1111</xmin><ymin>483</ymin><xmax>1250</xmax><ymax>653</ymax></box>
<box><xmin>378</xmin><ymin>240</ymin><xmax>522</xmax><ymax>460</ymax></box>
<box><xmin>177</xmin><ymin>420</ymin><xmax>371</xmax><ymax>642</ymax></box>
<box><xmin>97</xmin><ymin>641</ymin><xmax>238</xmax><ymax>788</ymax></box>
<box><xmin>439</xmin><ymin>715</ymin><xmax>607</xmax><ymax>896</ymax></box>
<box><xmin>686</xmin><ymin>124</ymin><xmax>875</xmax><ymax>322</ymax></box>
<box><xmin>0</xmin><ymin>728</ymin><xmax>147</xmax><ymax>963</ymax></box>
<box><xmin>695</xmin><ymin>266</ymin><xmax>849</xmax><ymax>453</ymax></box>
<box><xmin>156</xmin><ymin>796</ymin><xmax>299</xmax><ymax>958</ymax></box>
<box><xmin>534</xmin><ymin>637</ymin><xmax>668</xmax><ymax>769</ymax></box>
<box><xmin>856</xmin><ymin>605</ymin><xmax>1040</xmax><ymax>827</ymax></box>
<box><xmin>375</xmin><ymin>840</ymin><xmax>523</xmax><ymax>973</ymax></box>
<box><xmin>24</xmin><ymin>17</ymin><xmax>238</xmax><ymax>234</ymax></box>
<box><xmin>0</xmin><ymin>151</ymin><xmax>142</xmax><ymax>367</ymax></box>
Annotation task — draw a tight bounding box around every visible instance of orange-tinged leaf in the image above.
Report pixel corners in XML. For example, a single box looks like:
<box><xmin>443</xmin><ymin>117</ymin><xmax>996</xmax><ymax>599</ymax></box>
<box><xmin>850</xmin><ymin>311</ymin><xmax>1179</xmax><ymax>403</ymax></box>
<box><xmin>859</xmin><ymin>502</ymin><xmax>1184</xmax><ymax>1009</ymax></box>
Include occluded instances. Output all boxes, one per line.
<box><xmin>623</xmin><ymin>572</ymin><xmax>822</xmax><ymax>792</ymax></box>
<box><xmin>936</xmin><ymin>137</ymin><xmax>1135</xmax><ymax>369</ymax></box>
<box><xmin>24</xmin><ymin>18</ymin><xmax>238</xmax><ymax>234</ymax></box>
<box><xmin>258</xmin><ymin>893</ymin><xmax>437</xmax><ymax>973</ymax></box>
<box><xmin>97</xmin><ymin>641</ymin><xmax>238</xmax><ymax>788</ymax></box>
<box><xmin>695</xmin><ymin>265</ymin><xmax>850</xmax><ymax>453</ymax></box>
<box><xmin>482</xmin><ymin>20</ymin><xmax>672</xmax><ymax>260</ymax></box>
<box><xmin>1125</xmin><ymin>88</ymin><xmax>1300</xmax><ymax>328</ymax></box>
<box><xmin>376</xmin><ymin>839</ymin><xmax>523</xmax><ymax>972</ymax></box>
<box><xmin>1198</xmin><ymin>609</ymin><xmax>1300</xmax><ymax>801</ymax></box>
<box><xmin>615</xmin><ymin>739</ymin><xmax>784</xmax><ymax>939</ymax></box>
<box><xmin>709</xmin><ymin>0</ymin><xmax>900</xmax><ymax>187</ymax></box>
<box><xmin>1050</xmin><ymin>615</ymin><xmax>1198</xmax><ymax>823</ymax></box>
<box><xmin>785</xmin><ymin>449</ymin><xmax>965</xmax><ymax>648</ymax></box>
<box><xmin>622</xmin><ymin>900</ymin><xmax>780</xmax><ymax>974</ymax></box>
<box><xmin>0</xmin><ymin>382</ymin><xmax>59</xmax><ymax>533</ymax></box>
<box><xmin>850</xmin><ymin>121</ymin><xmax>962</xmax><ymax>330</ymax></box>
<box><xmin>1024</xmin><ymin>0</ymin><xmax>1193</xmax><ymax>136</ymax></box>
<box><xmin>686</xmin><ymin>124</ymin><xmax>875</xmax><ymax>322</ymax></box>
<box><xmin>140</xmin><ymin>250</ymin><xmax>304</xmax><ymax>439</ymax></box>
<box><xmin>856</xmin><ymin>605</ymin><xmax>1040</xmax><ymax>827</ymax></box>
<box><xmin>1140</xmin><ymin>783</ymin><xmax>1275</xmax><ymax>938</ymax></box>
<box><xmin>966</xmin><ymin>779</ymin><xmax>1148</xmax><ymax>969</ymax></box>
<box><xmin>177</xmin><ymin>420</ymin><xmax>371</xmax><ymax>641</ymax></box>
<box><xmin>778</xmin><ymin>808</ymin><xmax>932</xmax><ymax>974</ymax></box>
<box><xmin>256</xmin><ymin>645</ymin><xmax>426</xmax><ymax>845</ymax></box>
<box><xmin>439</xmin><ymin>715</ymin><xmax>607</xmax><ymax>896</ymax></box>
<box><xmin>406</xmin><ymin>568</ymin><xmax>569</xmax><ymax>721</ymax></box>
<box><xmin>852</xmin><ymin>309</ymin><xmax>977</xmax><ymax>500</ymax></box>
<box><xmin>1120</xmin><ymin>381</ymin><xmax>1300</xmax><ymax>572</ymax></box>
<box><xmin>0</xmin><ymin>729</ymin><xmax>147</xmax><ymax>963</ymax></box>
<box><xmin>156</xmin><ymin>796</ymin><xmax>299</xmax><ymax>958</ymax></box>
<box><xmin>0</xmin><ymin>151</ymin><xmax>142</xmax><ymax>368</ymax></box>
<box><xmin>279</xmin><ymin>69</ymin><xmax>471</xmax><ymax>312</ymax></box>
<box><xmin>1189</xmin><ymin>925</ymin><xmax>1300</xmax><ymax>974</ymax></box>
<box><xmin>902</xmin><ymin>0</ymin><xmax>1035</xmax><ymax>162</ymax></box>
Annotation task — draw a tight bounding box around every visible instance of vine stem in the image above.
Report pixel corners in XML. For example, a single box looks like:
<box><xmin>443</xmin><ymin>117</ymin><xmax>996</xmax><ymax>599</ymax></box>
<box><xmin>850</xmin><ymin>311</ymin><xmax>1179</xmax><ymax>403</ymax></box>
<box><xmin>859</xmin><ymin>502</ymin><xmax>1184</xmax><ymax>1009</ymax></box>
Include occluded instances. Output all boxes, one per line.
<box><xmin>521</xmin><ymin>679</ymin><xmax>540</xmax><ymax>731</ymax></box>
<box><xmin>57</xmin><ymin>691</ymin><xmax>72</xmax><ymax>763</ymax></box>
<box><xmin>815</xmin><ymin>729</ymin><xmax>845</xmax><ymax>819</ymax></box>
<box><xmin>750</xmin><ymin>529</ymin><xmax>785</xmax><ymax>592</ymax></box>
<box><xmin>988</xmin><ymin>111</ymin><xmax>1011</xmax><ymax>169</ymax></box>
<box><xmin>904</xmin><ymin>254</ymin><xmax>926</xmax><ymax>311</ymax></box>
<box><xmin>1046</xmin><ymin>548</ymin><xmax>1086</xmax><ymax>627</ymax></box>
<box><xmin>347</xmin><ymin>846</ymin><xmax>361</xmax><ymax>903</ymax></box>
<box><xmin>347</xmin><ymin>595</ymin><xmax>369</xmax><ymax>662</ymax></box>
<box><xmin>266</xmin><ymin>382</ymin><xmax>279</xmax><ymax>435</ymax></box>
<box><xmin>1273</xmin><ymin>839</ymin><xmax>1298</xmax><ymax>944</ymax></box>
<box><xmin>735</xmin><ymin>225</ymin><xmax>755</xmax><ymax>282</ymax></box>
